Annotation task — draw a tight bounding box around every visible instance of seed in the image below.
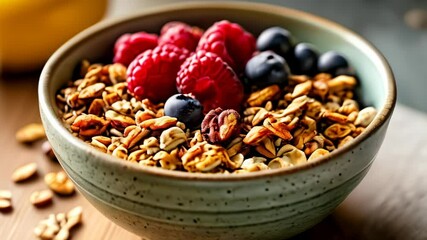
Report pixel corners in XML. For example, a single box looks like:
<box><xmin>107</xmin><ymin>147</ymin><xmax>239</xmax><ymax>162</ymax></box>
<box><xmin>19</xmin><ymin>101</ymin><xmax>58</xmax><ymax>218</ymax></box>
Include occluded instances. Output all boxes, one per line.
<box><xmin>44</xmin><ymin>172</ymin><xmax>75</xmax><ymax>195</ymax></box>
<box><xmin>12</xmin><ymin>162</ymin><xmax>38</xmax><ymax>182</ymax></box>
<box><xmin>30</xmin><ymin>190</ymin><xmax>53</xmax><ymax>207</ymax></box>
<box><xmin>15</xmin><ymin>123</ymin><xmax>46</xmax><ymax>143</ymax></box>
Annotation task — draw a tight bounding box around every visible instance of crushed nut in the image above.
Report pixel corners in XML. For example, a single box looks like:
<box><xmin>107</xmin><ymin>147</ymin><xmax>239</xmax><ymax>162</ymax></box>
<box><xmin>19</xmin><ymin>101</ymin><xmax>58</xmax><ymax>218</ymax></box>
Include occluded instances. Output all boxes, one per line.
<box><xmin>34</xmin><ymin>206</ymin><xmax>83</xmax><ymax>240</ymax></box>
<box><xmin>44</xmin><ymin>172</ymin><xmax>75</xmax><ymax>195</ymax></box>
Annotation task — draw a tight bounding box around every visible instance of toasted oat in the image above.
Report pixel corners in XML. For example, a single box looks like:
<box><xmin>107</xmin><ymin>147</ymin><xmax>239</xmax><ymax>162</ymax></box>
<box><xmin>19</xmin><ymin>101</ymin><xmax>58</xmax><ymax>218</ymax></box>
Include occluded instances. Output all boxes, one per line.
<box><xmin>56</xmin><ymin>61</ymin><xmax>377</xmax><ymax>173</ymax></box>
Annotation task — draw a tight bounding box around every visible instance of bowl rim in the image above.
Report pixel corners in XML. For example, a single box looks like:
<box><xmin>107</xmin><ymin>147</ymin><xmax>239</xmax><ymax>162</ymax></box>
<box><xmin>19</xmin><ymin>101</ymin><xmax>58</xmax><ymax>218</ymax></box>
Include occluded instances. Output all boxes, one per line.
<box><xmin>39</xmin><ymin>1</ymin><xmax>396</xmax><ymax>181</ymax></box>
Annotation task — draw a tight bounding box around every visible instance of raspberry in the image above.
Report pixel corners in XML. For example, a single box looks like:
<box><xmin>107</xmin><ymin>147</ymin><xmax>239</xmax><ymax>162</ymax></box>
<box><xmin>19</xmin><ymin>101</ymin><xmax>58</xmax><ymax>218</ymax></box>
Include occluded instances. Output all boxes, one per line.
<box><xmin>113</xmin><ymin>32</ymin><xmax>158</xmax><ymax>67</ymax></box>
<box><xmin>177</xmin><ymin>50</ymin><xmax>244</xmax><ymax>112</ymax></box>
<box><xmin>158</xmin><ymin>21</ymin><xmax>203</xmax><ymax>52</ymax></box>
<box><xmin>197</xmin><ymin>20</ymin><xmax>256</xmax><ymax>73</ymax></box>
<box><xmin>127</xmin><ymin>44</ymin><xmax>190</xmax><ymax>102</ymax></box>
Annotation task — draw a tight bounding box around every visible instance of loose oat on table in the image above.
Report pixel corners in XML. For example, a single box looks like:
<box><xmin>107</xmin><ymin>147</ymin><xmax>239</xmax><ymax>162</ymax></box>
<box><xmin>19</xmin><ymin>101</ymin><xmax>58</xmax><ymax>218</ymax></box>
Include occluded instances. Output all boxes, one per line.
<box><xmin>12</xmin><ymin>162</ymin><xmax>38</xmax><ymax>182</ymax></box>
<box><xmin>56</xmin><ymin>60</ymin><xmax>376</xmax><ymax>174</ymax></box>
<box><xmin>15</xmin><ymin>123</ymin><xmax>46</xmax><ymax>143</ymax></box>
<box><xmin>0</xmin><ymin>190</ymin><xmax>12</xmax><ymax>212</ymax></box>
<box><xmin>30</xmin><ymin>189</ymin><xmax>54</xmax><ymax>207</ymax></box>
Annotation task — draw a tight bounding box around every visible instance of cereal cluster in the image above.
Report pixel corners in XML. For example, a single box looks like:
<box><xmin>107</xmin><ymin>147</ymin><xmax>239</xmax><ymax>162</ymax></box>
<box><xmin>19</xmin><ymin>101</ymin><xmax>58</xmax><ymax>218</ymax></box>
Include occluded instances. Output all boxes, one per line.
<box><xmin>56</xmin><ymin>20</ymin><xmax>377</xmax><ymax>174</ymax></box>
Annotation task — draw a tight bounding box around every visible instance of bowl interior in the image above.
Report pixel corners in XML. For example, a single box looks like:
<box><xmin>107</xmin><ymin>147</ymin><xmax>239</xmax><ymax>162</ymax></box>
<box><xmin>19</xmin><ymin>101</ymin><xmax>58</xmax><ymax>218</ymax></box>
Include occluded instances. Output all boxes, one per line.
<box><xmin>39</xmin><ymin>1</ymin><xmax>396</xmax><ymax>179</ymax></box>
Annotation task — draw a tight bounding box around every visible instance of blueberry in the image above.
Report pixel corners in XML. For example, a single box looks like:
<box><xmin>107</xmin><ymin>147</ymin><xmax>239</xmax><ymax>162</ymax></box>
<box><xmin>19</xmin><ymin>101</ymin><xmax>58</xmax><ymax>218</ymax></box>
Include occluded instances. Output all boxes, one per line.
<box><xmin>317</xmin><ymin>51</ymin><xmax>350</xmax><ymax>76</ymax></box>
<box><xmin>244</xmin><ymin>51</ymin><xmax>290</xmax><ymax>88</ymax></box>
<box><xmin>293</xmin><ymin>43</ymin><xmax>319</xmax><ymax>75</ymax></box>
<box><xmin>164</xmin><ymin>94</ymin><xmax>203</xmax><ymax>128</ymax></box>
<box><xmin>256</xmin><ymin>27</ymin><xmax>294</xmax><ymax>58</ymax></box>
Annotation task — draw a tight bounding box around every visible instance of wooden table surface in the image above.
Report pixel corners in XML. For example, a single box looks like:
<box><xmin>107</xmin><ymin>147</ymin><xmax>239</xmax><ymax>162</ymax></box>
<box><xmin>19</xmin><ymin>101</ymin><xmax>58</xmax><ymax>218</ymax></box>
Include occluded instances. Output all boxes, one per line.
<box><xmin>1</xmin><ymin>73</ymin><xmax>426</xmax><ymax>240</ymax></box>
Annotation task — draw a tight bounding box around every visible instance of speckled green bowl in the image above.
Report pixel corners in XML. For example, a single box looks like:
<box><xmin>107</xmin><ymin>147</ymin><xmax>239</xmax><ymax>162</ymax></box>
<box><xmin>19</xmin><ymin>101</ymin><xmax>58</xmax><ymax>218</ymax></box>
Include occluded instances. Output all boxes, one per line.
<box><xmin>39</xmin><ymin>2</ymin><xmax>396</xmax><ymax>240</ymax></box>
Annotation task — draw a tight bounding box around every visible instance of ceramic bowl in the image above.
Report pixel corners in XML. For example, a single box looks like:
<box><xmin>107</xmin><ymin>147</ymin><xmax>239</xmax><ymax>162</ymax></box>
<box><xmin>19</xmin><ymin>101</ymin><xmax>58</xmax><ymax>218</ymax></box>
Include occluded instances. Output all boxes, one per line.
<box><xmin>39</xmin><ymin>2</ymin><xmax>396</xmax><ymax>240</ymax></box>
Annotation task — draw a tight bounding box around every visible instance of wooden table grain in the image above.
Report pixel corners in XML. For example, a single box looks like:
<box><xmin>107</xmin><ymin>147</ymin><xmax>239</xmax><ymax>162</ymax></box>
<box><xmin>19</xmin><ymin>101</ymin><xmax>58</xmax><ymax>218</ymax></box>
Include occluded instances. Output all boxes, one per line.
<box><xmin>1</xmin><ymin>74</ymin><xmax>426</xmax><ymax>240</ymax></box>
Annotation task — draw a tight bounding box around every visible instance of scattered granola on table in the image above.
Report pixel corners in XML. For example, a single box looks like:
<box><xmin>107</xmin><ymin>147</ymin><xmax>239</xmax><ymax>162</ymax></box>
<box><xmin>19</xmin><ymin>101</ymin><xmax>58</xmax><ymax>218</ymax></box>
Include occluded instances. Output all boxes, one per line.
<box><xmin>56</xmin><ymin>21</ymin><xmax>377</xmax><ymax>174</ymax></box>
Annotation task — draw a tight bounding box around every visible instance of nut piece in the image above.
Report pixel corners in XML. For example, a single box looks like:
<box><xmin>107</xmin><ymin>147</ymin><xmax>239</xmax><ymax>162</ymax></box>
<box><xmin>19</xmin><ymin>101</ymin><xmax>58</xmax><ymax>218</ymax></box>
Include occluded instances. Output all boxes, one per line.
<box><xmin>34</xmin><ymin>206</ymin><xmax>83</xmax><ymax>240</ymax></box>
<box><xmin>44</xmin><ymin>172</ymin><xmax>75</xmax><ymax>195</ymax></box>
<box><xmin>30</xmin><ymin>189</ymin><xmax>53</xmax><ymax>207</ymax></box>
<box><xmin>201</xmin><ymin>108</ymin><xmax>241</xmax><ymax>144</ymax></box>
<box><xmin>15</xmin><ymin>123</ymin><xmax>46</xmax><ymax>143</ymax></box>
<box><xmin>12</xmin><ymin>162</ymin><xmax>38</xmax><ymax>182</ymax></box>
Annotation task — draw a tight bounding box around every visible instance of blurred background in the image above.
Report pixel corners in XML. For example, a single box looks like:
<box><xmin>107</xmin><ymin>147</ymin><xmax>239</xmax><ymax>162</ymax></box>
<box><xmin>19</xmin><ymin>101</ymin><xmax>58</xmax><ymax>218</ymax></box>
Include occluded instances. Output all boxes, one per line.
<box><xmin>107</xmin><ymin>0</ymin><xmax>427</xmax><ymax>113</ymax></box>
<box><xmin>1</xmin><ymin>0</ymin><xmax>426</xmax><ymax>112</ymax></box>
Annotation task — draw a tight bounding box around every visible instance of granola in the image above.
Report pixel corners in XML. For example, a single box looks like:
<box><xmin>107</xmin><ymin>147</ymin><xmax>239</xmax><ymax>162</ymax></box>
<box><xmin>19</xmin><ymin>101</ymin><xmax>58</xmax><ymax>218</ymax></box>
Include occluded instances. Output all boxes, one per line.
<box><xmin>56</xmin><ymin>61</ymin><xmax>376</xmax><ymax>174</ymax></box>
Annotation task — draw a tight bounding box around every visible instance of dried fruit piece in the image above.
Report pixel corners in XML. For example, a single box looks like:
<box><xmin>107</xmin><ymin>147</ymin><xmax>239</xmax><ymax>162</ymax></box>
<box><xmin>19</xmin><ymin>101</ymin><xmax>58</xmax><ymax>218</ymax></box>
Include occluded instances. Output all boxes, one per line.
<box><xmin>15</xmin><ymin>123</ymin><xmax>45</xmax><ymax>143</ymax></box>
<box><xmin>44</xmin><ymin>172</ymin><xmax>75</xmax><ymax>196</ymax></box>
<box><xmin>12</xmin><ymin>162</ymin><xmax>38</xmax><ymax>182</ymax></box>
<box><xmin>30</xmin><ymin>189</ymin><xmax>53</xmax><ymax>207</ymax></box>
